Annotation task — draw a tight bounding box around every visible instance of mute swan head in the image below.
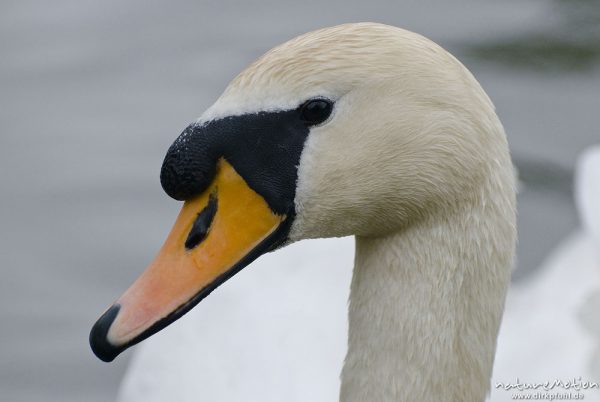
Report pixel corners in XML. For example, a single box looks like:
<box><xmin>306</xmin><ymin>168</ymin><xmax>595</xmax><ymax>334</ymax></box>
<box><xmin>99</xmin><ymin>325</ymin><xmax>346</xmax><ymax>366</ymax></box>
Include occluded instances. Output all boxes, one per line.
<box><xmin>205</xmin><ymin>23</ymin><xmax>508</xmax><ymax>241</ymax></box>
<box><xmin>90</xmin><ymin>23</ymin><xmax>516</xmax><ymax>399</ymax></box>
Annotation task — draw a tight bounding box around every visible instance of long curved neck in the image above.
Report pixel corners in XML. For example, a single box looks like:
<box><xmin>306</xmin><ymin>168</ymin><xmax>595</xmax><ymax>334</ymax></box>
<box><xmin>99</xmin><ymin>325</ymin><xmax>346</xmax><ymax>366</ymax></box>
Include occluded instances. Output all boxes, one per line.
<box><xmin>340</xmin><ymin>202</ymin><xmax>514</xmax><ymax>402</ymax></box>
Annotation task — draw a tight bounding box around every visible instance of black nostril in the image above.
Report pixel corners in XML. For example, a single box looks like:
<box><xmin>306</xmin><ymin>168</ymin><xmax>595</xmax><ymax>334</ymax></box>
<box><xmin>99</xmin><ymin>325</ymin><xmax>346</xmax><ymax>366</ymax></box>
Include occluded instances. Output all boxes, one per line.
<box><xmin>185</xmin><ymin>190</ymin><xmax>218</xmax><ymax>250</ymax></box>
<box><xmin>160</xmin><ymin>124</ymin><xmax>218</xmax><ymax>201</ymax></box>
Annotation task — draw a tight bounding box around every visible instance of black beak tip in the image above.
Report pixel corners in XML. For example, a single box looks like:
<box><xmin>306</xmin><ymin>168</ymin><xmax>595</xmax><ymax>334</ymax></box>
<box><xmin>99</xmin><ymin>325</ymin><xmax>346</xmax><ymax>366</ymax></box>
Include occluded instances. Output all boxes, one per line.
<box><xmin>89</xmin><ymin>304</ymin><xmax>122</xmax><ymax>362</ymax></box>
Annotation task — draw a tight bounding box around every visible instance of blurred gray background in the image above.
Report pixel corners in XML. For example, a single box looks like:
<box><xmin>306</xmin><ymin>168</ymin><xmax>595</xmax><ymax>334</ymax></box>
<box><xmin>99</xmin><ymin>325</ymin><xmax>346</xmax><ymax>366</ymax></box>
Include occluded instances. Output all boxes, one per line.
<box><xmin>1</xmin><ymin>0</ymin><xmax>598</xmax><ymax>401</ymax></box>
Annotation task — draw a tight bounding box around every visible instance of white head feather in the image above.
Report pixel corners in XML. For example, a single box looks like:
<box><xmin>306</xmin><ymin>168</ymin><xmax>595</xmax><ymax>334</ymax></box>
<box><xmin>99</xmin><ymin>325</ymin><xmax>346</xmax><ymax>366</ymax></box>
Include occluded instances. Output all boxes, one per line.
<box><xmin>200</xmin><ymin>22</ymin><xmax>514</xmax><ymax>242</ymax></box>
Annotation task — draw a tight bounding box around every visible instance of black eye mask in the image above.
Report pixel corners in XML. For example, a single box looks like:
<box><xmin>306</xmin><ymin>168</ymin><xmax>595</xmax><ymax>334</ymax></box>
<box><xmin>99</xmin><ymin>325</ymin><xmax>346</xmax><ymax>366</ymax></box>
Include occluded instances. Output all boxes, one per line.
<box><xmin>161</xmin><ymin>109</ymin><xmax>311</xmax><ymax>216</ymax></box>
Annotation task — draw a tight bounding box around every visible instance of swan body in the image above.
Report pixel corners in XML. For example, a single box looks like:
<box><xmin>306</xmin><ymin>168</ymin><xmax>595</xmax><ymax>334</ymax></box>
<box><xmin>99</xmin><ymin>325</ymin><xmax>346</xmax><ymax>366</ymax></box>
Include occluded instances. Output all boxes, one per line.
<box><xmin>92</xmin><ymin>23</ymin><xmax>516</xmax><ymax>402</ymax></box>
<box><xmin>118</xmin><ymin>237</ymin><xmax>354</xmax><ymax>402</ymax></box>
<box><xmin>491</xmin><ymin>146</ymin><xmax>600</xmax><ymax>401</ymax></box>
<box><xmin>578</xmin><ymin>146</ymin><xmax>600</xmax><ymax>250</ymax></box>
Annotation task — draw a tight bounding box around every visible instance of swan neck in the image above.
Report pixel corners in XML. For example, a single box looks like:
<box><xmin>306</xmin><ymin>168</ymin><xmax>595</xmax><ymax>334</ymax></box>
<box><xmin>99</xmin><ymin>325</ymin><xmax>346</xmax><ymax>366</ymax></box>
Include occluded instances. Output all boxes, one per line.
<box><xmin>340</xmin><ymin>207</ymin><xmax>514</xmax><ymax>402</ymax></box>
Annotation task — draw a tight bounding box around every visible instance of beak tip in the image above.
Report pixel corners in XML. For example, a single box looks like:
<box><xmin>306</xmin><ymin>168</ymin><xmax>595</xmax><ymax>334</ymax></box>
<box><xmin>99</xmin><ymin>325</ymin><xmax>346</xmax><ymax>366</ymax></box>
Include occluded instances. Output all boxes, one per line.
<box><xmin>89</xmin><ymin>304</ymin><xmax>123</xmax><ymax>362</ymax></box>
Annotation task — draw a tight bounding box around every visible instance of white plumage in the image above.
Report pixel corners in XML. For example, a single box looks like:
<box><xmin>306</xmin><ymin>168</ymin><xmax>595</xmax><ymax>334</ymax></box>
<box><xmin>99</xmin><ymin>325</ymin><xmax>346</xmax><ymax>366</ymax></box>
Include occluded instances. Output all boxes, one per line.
<box><xmin>118</xmin><ymin>145</ymin><xmax>600</xmax><ymax>402</ymax></box>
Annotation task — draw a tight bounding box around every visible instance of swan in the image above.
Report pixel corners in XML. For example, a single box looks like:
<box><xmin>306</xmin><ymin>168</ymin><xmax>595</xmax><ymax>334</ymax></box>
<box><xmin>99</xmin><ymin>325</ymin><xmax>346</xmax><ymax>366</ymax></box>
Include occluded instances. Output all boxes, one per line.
<box><xmin>90</xmin><ymin>23</ymin><xmax>517</xmax><ymax>402</ymax></box>
<box><xmin>490</xmin><ymin>146</ymin><xmax>600</xmax><ymax>402</ymax></box>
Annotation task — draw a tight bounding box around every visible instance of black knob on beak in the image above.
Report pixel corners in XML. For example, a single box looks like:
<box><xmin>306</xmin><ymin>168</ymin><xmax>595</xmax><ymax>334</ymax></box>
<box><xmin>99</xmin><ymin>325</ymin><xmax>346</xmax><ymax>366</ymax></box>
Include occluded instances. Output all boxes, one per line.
<box><xmin>160</xmin><ymin>124</ymin><xmax>218</xmax><ymax>201</ymax></box>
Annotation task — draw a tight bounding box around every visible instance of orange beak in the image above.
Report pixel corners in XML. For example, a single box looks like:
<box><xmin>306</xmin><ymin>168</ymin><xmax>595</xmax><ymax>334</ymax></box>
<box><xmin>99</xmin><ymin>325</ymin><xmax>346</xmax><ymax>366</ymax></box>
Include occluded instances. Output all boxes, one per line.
<box><xmin>90</xmin><ymin>159</ymin><xmax>288</xmax><ymax>361</ymax></box>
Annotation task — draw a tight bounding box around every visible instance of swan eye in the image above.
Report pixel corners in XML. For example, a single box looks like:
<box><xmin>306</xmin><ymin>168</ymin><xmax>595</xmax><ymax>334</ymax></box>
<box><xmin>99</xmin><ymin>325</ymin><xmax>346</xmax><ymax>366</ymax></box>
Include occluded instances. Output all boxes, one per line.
<box><xmin>299</xmin><ymin>98</ymin><xmax>333</xmax><ymax>125</ymax></box>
